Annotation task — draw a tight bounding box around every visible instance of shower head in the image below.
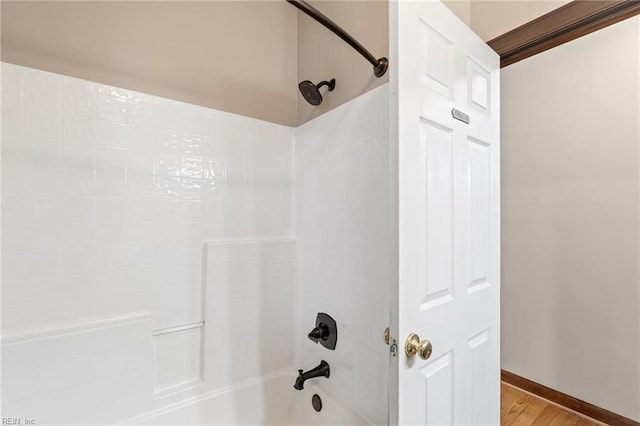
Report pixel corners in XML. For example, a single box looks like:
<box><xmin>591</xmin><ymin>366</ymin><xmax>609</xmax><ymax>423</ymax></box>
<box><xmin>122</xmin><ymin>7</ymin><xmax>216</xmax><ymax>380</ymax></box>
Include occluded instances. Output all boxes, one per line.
<box><xmin>298</xmin><ymin>78</ymin><xmax>336</xmax><ymax>106</ymax></box>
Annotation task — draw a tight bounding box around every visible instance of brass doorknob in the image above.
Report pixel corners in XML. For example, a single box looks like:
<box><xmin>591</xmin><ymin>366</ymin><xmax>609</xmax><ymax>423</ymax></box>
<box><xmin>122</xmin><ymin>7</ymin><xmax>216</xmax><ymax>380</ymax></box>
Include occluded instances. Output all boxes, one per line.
<box><xmin>404</xmin><ymin>333</ymin><xmax>432</xmax><ymax>360</ymax></box>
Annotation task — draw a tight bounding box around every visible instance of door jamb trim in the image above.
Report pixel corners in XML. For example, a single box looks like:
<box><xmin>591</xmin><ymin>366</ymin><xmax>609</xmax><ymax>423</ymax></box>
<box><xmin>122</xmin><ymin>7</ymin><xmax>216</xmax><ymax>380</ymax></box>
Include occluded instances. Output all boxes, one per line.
<box><xmin>488</xmin><ymin>0</ymin><xmax>640</xmax><ymax>68</ymax></box>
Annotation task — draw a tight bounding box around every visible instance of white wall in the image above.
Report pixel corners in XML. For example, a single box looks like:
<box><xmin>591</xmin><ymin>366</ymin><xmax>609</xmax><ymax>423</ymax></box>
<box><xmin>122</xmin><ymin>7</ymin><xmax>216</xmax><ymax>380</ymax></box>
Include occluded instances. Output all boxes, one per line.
<box><xmin>470</xmin><ymin>0</ymin><xmax>570</xmax><ymax>41</ymax></box>
<box><xmin>1</xmin><ymin>62</ymin><xmax>295</xmax><ymax>423</ymax></box>
<box><xmin>296</xmin><ymin>1</ymin><xmax>389</xmax><ymax>125</ymax></box>
<box><xmin>442</xmin><ymin>1</ymin><xmax>570</xmax><ymax>42</ymax></box>
<box><xmin>2</xmin><ymin>316</ymin><xmax>153</xmax><ymax>424</ymax></box>
<box><xmin>294</xmin><ymin>85</ymin><xmax>390</xmax><ymax>425</ymax></box>
<box><xmin>443</xmin><ymin>0</ymin><xmax>470</xmax><ymax>26</ymax></box>
<box><xmin>501</xmin><ymin>17</ymin><xmax>640</xmax><ymax>420</ymax></box>
<box><xmin>1</xmin><ymin>62</ymin><xmax>293</xmax><ymax>334</ymax></box>
<box><xmin>203</xmin><ymin>240</ymin><xmax>295</xmax><ymax>390</ymax></box>
<box><xmin>2</xmin><ymin>1</ymin><xmax>299</xmax><ymax>126</ymax></box>
<box><xmin>0</xmin><ymin>0</ymin><xmax>575</xmax><ymax>128</ymax></box>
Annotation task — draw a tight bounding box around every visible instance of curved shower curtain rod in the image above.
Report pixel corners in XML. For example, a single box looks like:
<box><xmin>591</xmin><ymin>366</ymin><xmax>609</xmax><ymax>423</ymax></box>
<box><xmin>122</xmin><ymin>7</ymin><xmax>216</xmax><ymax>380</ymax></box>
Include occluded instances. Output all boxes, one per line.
<box><xmin>286</xmin><ymin>0</ymin><xmax>389</xmax><ymax>78</ymax></box>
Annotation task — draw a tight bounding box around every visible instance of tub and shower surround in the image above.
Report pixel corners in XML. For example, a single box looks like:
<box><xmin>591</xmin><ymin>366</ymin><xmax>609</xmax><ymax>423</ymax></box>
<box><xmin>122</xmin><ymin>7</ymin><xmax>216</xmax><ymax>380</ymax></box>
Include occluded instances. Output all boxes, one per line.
<box><xmin>294</xmin><ymin>85</ymin><xmax>391</xmax><ymax>425</ymax></box>
<box><xmin>1</xmin><ymin>62</ymin><xmax>390</xmax><ymax>425</ymax></box>
<box><xmin>1</xmin><ymin>62</ymin><xmax>295</xmax><ymax>424</ymax></box>
<box><xmin>136</xmin><ymin>85</ymin><xmax>392</xmax><ymax>425</ymax></box>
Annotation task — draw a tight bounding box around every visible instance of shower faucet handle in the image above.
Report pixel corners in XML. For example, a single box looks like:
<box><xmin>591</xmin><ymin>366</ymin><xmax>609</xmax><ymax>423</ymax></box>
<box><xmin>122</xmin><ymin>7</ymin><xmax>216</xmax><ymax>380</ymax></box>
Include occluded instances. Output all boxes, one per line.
<box><xmin>308</xmin><ymin>323</ymin><xmax>330</xmax><ymax>343</ymax></box>
<box><xmin>307</xmin><ymin>313</ymin><xmax>337</xmax><ymax>350</ymax></box>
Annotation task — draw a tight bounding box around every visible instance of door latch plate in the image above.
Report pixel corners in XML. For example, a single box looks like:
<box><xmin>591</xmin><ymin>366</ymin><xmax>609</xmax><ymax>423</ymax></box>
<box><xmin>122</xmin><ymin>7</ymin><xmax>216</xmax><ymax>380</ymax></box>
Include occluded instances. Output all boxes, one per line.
<box><xmin>384</xmin><ymin>326</ymin><xmax>398</xmax><ymax>357</ymax></box>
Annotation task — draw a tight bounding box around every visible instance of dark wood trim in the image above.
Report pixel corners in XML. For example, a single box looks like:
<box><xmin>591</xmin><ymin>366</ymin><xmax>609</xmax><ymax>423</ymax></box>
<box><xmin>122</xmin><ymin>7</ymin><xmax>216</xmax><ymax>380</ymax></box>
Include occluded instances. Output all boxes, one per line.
<box><xmin>488</xmin><ymin>0</ymin><xmax>640</xmax><ymax>68</ymax></box>
<box><xmin>502</xmin><ymin>370</ymin><xmax>640</xmax><ymax>426</ymax></box>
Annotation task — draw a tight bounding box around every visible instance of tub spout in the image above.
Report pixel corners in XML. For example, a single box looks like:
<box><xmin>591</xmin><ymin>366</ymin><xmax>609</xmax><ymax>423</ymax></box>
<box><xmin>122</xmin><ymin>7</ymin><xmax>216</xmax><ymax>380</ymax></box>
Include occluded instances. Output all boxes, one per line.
<box><xmin>293</xmin><ymin>360</ymin><xmax>330</xmax><ymax>390</ymax></box>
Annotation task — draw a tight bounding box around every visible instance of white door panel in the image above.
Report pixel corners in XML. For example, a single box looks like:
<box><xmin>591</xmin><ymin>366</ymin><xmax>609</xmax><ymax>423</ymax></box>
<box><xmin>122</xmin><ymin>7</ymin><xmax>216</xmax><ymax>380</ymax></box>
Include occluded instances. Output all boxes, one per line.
<box><xmin>390</xmin><ymin>1</ymin><xmax>500</xmax><ymax>424</ymax></box>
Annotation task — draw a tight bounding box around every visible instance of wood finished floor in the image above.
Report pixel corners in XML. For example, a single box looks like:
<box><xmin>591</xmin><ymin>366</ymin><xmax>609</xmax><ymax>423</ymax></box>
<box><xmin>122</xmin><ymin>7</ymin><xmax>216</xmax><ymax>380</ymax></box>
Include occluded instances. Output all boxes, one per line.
<box><xmin>501</xmin><ymin>383</ymin><xmax>602</xmax><ymax>426</ymax></box>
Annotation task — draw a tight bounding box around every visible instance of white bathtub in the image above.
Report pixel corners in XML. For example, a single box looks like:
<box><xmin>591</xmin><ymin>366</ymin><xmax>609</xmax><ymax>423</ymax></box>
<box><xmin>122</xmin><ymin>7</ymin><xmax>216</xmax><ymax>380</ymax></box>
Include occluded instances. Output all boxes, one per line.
<box><xmin>127</xmin><ymin>371</ymin><xmax>373</xmax><ymax>426</ymax></box>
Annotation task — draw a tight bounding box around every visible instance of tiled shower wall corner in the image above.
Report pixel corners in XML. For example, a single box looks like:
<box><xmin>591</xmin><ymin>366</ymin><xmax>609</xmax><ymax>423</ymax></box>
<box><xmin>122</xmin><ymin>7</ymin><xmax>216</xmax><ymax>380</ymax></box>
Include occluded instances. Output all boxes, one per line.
<box><xmin>294</xmin><ymin>85</ymin><xmax>390</xmax><ymax>425</ymax></box>
<box><xmin>1</xmin><ymin>62</ymin><xmax>294</xmax><ymax>423</ymax></box>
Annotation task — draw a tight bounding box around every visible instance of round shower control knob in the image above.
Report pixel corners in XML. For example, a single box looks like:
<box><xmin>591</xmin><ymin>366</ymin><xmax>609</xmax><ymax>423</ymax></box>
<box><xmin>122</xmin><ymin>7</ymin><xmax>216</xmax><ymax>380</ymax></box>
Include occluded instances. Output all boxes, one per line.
<box><xmin>404</xmin><ymin>333</ymin><xmax>432</xmax><ymax>360</ymax></box>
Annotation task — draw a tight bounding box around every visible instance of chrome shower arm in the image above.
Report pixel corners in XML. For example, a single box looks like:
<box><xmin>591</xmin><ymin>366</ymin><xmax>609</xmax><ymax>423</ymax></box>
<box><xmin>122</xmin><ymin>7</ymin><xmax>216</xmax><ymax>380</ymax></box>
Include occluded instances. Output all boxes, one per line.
<box><xmin>286</xmin><ymin>0</ymin><xmax>389</xmax><ymax>78</ymax></box>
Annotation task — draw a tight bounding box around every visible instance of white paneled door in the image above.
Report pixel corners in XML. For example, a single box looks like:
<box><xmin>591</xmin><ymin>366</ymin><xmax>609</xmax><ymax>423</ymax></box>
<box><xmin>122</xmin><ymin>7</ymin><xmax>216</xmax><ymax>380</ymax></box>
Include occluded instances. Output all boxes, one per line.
<box><xmin>390</xmin><ymin>1</ymin><xmax>500</xmax><ymax>424</ymax></box>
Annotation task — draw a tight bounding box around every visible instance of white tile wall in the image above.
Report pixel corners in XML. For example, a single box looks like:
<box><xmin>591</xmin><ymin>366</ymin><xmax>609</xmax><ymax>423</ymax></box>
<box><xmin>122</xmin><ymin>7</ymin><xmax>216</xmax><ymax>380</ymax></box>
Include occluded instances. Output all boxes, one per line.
<box><xmin>204</xmin><ymin>240</ymin><xmax>295</xmax><ymax>389</ymax></box>
<box><xmin>293</xmin><ymin>85</ymin><xmax>390</xmax><ymax>425</ymax></box>
<box><xmin>153</xmin><ymin>326</ymin><xmax>203</xmax><ymax>394</ymax></box>
<box><xmin>1</xmin><ymin>62</ymin><xmax>294</xmax><ymax>334</ymax></box>
<box><xmin>1</xmin><ymin>316</ymin><xmax>153</xmax><ymax>425</ymax></box>
<box><xmin>2</xmin><ymin>62</ymin><xmax>389</xmax><ymax>425</ymax></box>
<box><xmin>1</xmin><ymin>62</ymin><xmax>294</xmax><ymax>424</ymax></box>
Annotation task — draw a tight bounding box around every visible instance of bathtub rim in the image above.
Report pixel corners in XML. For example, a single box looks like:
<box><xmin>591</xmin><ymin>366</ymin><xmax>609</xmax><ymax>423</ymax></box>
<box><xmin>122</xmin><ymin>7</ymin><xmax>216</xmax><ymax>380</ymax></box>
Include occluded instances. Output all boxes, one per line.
<box><xmin>119</xmin><ymin>367</ymin><xmax>379</xmax><ymax>426</ymax></box>
<box><xmin>119</xmin><ymin>368</ymin><xmax>288</xmax><ymax>425</ymax></box>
